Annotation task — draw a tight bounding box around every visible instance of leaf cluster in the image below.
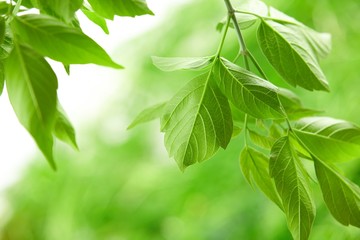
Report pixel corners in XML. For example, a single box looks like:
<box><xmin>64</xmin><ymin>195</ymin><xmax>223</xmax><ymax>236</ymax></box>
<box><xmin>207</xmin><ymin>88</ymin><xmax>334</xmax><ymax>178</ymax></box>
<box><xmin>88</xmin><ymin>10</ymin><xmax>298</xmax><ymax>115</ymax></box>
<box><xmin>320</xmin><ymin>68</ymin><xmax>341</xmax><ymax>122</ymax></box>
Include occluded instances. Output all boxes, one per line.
<box><xmin>0</xmin><ymin>0</ymin><xmax>153</xmax><ymax>169</ymax></box>
<box><xmin>129</xmin><ymin>0</ymin><xmax>360</xmax><ymax>239</ymax></box>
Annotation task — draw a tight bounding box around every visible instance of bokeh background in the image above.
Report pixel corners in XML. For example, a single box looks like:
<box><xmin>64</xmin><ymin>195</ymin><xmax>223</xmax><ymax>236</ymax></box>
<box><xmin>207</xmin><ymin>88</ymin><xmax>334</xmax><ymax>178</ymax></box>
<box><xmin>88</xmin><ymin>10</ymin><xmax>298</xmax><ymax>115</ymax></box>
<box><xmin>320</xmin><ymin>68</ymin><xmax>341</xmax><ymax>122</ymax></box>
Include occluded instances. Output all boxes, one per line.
<box><xmin>1</xmin><ymin>0</ymin><xmax>360</xmax><ymax>239</ymax></box>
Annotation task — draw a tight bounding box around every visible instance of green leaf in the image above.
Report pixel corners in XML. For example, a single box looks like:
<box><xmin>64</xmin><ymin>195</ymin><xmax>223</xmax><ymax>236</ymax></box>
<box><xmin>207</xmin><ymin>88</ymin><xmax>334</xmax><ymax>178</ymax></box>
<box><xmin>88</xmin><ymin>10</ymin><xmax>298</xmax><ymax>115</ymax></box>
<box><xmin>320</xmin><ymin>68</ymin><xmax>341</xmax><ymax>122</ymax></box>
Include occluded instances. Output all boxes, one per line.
<box><xmin>54</xmin><ymin>104</ymin><xmax>78</xmax><ymax>150</ymax></box>
<box><xmin>161</xmin><ymin>72</ymin><xmax>233</xmax><ymax>170</ymax></box>
<box><xmin>81</xmin><ymin>6</ymin><xmax>109</xmax><ymax>34</ymax></box>
<box><xmin>214</xmin><ymin>58</ymin><xmax>285</xmax><ymax>119</ymax></box>
<box><xmin>248</xmin><ymin>129</ymin><xmax>275</xmax><ymax>149</ymax></box>
<box><xmin>0</xmin><ymin>62</ymin><xmax>4</xmax><ymax>95</ymax></box>
<box><xmin>152</xmin><ymin>56</ymin><xmax>214</xmax><ymax>72</ymax></box>
<box><xmin>270</xmin><ymin>137</ymin><xmax>315</xmax><ymax>240</ymax></box>
<box><xmin>293</xmin><ymin>117</ymin><xmax>360</xmax><ymax>163</ymax></box>
<box><xmin>240</xmin><ymin>147</ymin><xmax>283</xmax><ymax>209</ymax></box>
<box><xmin>36</xmin><ymin>0</ymin><xmax>83</xmax><ymax>22</ymax></box>
<box><xmin>4</xmin><ymin>43</ymin><xmax>58</xmax><ymax>169</ymax></box>
<box><xmin>258</xmin><ymin>20</ymin><xmax>329</xmax><ymax>91</ymax></box>
<box><xmin>88</xmin><ymin>0</ymin><xmax>153</xmax><ymax>19</ymax></box>
<box><xmin>11</xmin><ymin>14</ymin><xmax>122</xmax><ymax>68</ymax></box>
<box><xmin>278</xmin><ymin>88</ymin><xmax>320</xmax><ymax>120</ymax></box>
<box><xmin>128</xmin><ymin>102</ymin><xmax>167</xmax><ymax>129</ymax></box>
<box><xmin>217</xmin><ymin>14</ymin><xmax>257</xmax><ymax>32</ymax></box>
<box><xmin>0</xmin><ymin>27</ymin><xmax>13</xmax><ymax>60</ymax></box>
<box><xmin>314</xmin><ymin>159</ymin><xmax>360</xmax><ymax>227</ymax></box>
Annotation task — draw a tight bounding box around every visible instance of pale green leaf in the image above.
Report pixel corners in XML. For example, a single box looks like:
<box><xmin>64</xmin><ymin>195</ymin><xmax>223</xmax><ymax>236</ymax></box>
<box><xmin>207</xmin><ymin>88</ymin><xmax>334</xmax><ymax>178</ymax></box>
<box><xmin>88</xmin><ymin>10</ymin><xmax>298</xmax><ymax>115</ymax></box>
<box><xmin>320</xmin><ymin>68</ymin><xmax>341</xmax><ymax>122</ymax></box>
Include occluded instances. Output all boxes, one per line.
<box><xmin>314</xmin><ymin>159</ymin><xmax>360</xmax><ymax>227</ymax></box>
<box><xmin>217</xmin><ymin>14</ymin><xmax>257</xmax><ymax>32</ymax></box>
<box><xmin>128</xmin><ymin>102</ymin><xmax>167</xmax><ymax>129</ymax></box>
<box><xmin>248</xmin><ymin>129</ymin><xmax>275</xmax><ymax>149</ymax></box>
<box><xmin>152</xmin><ymin>56</ymin><xmax>213</xmax><ymax>72</ymax></box>
<box><xmin>11</xmin><ymin>14</ymin><xmax>122</xmax><ymax>68</ymax></box>
<box><xmin>240</xmin><ymin>147</ymin><xmax>283</xmax><ymax>209</ymax></box>
<box><xmin>258</xmin><ymin>20</ymin><xmax>329</xmax><ymax>91</ymax></box>
<box><xmin>81</xmin><ymin>6</ymin><xmax>109</xmax><ymax>34</ymax></box>
<box><xmin>293</xmin><ymin>117</ymin><xmax>360</xmax><ymax>163</ymax></box>
<box><xmin>161</xmin><ymin>72</ymin><xmax>233</xmax><ymax>170</ymax></box>
<box><xmin>88</xmin><ymin>0</ymin><xmax>153</xmax><ymax>19</ymax></box>
<box><xmin>278</xmin><ymin>88</ymin><xmax>320</xmax><ymax>120</ymax></box>
<box><xmin>4</xmin><ymin>43</ymin><xmax>57</xmax><ymax>169</ymax></box>
<box><xmin>54</xmin><ymin>104</ymin><xmax>78</xmax><ymax>150</ymax></box>
<box><xmin>36</xmin><ymin>0</ymin><xmax>83</xmax><ymax>22</ymax></box>
<box><xmin>214</xmin><ymin>57</ymin><xmax>285</xmax><ymax>119</ymax></box>
<box><xmin>270</xmin><ymin>137</ymin><xmax>315</xmax><ymax>240</ymax></box>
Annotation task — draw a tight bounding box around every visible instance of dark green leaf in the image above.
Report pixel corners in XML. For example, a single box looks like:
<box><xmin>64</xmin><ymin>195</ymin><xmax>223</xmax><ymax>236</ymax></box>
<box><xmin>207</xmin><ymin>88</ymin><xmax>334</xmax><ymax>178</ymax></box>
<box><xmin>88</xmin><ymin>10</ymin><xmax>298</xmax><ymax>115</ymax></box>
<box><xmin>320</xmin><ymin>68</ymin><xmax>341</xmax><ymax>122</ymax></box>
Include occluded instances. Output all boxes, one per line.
<box><xmin>270</xmin><ymin>137</ymin><xmax>315</xmax><ymax>240</ymax></box>
<box><xmin>36</xmin><ymin>0</ymin><xmax>83</xmax><ymax>22</ymax></box>
<box><xmin>128</xmin><ymin>102</ymin><xmax>167</xmax><ymax>129</ymax></box>
<box><xmin>293</xmin><ymin>117</ymin><xmax>360</xmax><ymax>163</ymax></box>
<box><xmin>81</xmin><ymin>6</ymin><xmax>109</xmax><ymax>34</ymax></box>
<box><xmin>240</xmin><ymin>147</ymin><xmax>283</xmax><ymax>209</ymax></box>
<box><xmin>88</xmin><ymin>0</ymin><xmax>153</xmax><ymax>19</ymax></box>
<box><xmin>0</xmin><ymin>62</ymin><xmax>4</xmax><ymax>95</ymax></box>
<box><xmin>54</xmin><ymin>104</ymin><xmax>78</xmax><ymax>150</ymax></box>
<box><xmin>4</xmin><ymin>43</ymin><xmax>57</xmax><ymax>169</ymax></box>
<box><xmin>161</xmin><ymin>72</ymin><xmax>233</xmax><ymax>170</ymax></box>
<box><xmin>214</xmin><ymin>58</ymin><xmax>285</xmax><ymax>119</ymax></box>
<box><xmin>152</xmin><ymin>56</ymin><xmax>214</xmax><ymax>72</ymax></box>
<box><xmin>314</xmin><ymin>159</ymin><xmax>360</xmax><ymax>227</ymax></box>
<box><xmin>11</xmin><ymin>14</ymin><xmax>122</xmax><ymax>68</ymax></box>
<box><xmin>258</xmin><ymin>20</ymin><xmax>329</xmax><ymax>91</ymax></box>
<box><xmin>0</xmin><ymin>27</ymin><xmax>12</xmax><ymax>60</ymax></box>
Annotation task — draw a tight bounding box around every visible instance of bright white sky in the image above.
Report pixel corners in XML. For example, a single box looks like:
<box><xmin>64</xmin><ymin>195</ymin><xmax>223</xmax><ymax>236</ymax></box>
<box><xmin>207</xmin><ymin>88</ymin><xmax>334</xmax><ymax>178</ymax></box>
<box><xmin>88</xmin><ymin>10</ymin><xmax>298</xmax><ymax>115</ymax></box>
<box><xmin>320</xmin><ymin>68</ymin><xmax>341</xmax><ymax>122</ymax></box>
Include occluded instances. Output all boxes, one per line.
<box><xmin>0</xmin><ymin>0</ymin><xmax>189</xmax><ymax>192</ymax></box>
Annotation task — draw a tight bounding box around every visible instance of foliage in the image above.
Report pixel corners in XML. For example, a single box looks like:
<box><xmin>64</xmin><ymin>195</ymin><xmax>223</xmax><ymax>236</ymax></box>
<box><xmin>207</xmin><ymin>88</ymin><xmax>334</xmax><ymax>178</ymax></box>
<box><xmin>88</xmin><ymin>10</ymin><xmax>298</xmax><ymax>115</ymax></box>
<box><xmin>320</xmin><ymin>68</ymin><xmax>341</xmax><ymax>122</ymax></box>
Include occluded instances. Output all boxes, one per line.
<box><xmin>1</xmin><ymin>0</ymin><xmax>360</xmax><ymax>239</ymax></box>
<box><xmin>0</xmin><ymin>0</ymin><xmax>153</xmax><ymax>169</ymax></box>
<box><xmin>129</xmin><ymin>0</ymin><xmax>360</xmax><ymax>239</ymax></box>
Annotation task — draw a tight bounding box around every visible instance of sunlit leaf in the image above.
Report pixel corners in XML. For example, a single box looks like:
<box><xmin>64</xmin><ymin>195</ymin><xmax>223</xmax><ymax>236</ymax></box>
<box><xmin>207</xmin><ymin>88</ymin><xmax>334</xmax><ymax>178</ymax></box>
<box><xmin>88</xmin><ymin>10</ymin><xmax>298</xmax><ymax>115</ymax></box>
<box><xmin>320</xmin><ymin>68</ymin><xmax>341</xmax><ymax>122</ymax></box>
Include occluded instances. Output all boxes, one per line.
<box><xmin>258</xmin><ymin>20</ymin><xmax>329</xmax><ymax>91</ymax></box>
<box><xmin>161</xmin><ymin>72</ymin><xmax>233</xmax><ymax>170</ymax></box>
<box><xmin>88</xmin><ymin>0</ymin><xmax>153</xmax><ymax>19</ymax></box>
<box><xmin>4</xmin><ymin>43</ymin><xmax>57</xmax><ymax>169</ymax></box>
<box><xmin>270</xmin><ymin>137</ymin><xmax>315</xmax><ymax>240</ymax></box>
<box><xmin>81</xmin><ymin>6</ymin><xmax>109</xmax><ymax>34</ymax></box>
<box><xmin>214</xmin><ymin>57</ymin><xmax>285</xmax><ymax>119</ymax></box>
<box><xmin>314</xmin><ymin>158</ymin><xmax>360</xmax><ymax>227</ymax></box>
<box><xmin>240</xmin><ymin>147</ymin><xmax>283</xmax><ymax>209</ymax></box>
<box><xmin>0</xmin><ymin>62</ymin><xmax>4</xmax><ymax>95</ymax></box>
<box><xmin>293</xmin><ymin>117</ymin><xmax>360</xmax><ymax>163</ymax></box>
<box><xmin>152</xmin><ymin>56</ymin><xmax>214</xmax><ymax>72</ymax></box>
<box><xmin>54</xmin><ymin>104</ymin><xmax>78</xmax><ymax>150</ymax></box>
<box><xmin>11</xmin><ymin>14</ymin><xmax>122</xmax><ymax>68</ymax></box>
<box><xmin>36</xmin><ymin>0</ymin><xmax>83</xmax><ymax>22</ymax></box>
<box><xmin>128</xmin><ymin>102</ymin><xmax>167</xmax><ymax>129</ymax></box>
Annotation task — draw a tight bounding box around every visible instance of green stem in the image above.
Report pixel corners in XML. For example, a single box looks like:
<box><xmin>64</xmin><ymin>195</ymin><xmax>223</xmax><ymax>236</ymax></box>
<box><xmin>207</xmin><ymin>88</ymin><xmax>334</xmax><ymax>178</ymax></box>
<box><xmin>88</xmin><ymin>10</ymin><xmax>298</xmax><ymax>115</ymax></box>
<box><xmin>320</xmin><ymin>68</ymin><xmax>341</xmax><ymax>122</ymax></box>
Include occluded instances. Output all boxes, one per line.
<box><xmin>6</xmin><ymin>0</ymin><xmax>22</xmax><ymax>23</ymax></box>
<box><xmin>216</xmin><ymin>15</ymin><xmax>231</xmax><ymax>57</ymax></box>
<box><xmin>224</xmin><ymin>0</ymin><xmax>249</xmax><ymax>69</ymax></box>
<box><xmin>247</xmin><ymin>51</ymin><xmax>268</xmax><ymax>79</ymax></box>
<box><xmin>234</xmin><ymin>10</ymin><xmax>300</xmax><ymax>26</ymax></box>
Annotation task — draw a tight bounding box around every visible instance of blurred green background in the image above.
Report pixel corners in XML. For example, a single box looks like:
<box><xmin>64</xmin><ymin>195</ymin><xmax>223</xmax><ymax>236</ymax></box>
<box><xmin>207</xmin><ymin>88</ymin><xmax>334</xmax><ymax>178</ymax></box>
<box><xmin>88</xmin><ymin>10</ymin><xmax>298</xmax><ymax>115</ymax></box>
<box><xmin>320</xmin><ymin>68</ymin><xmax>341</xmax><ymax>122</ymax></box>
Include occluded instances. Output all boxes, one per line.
<box><xmin>1</xmin><ymin>0</ymin><xmax>360</xmax><ymax>239</ymax></box>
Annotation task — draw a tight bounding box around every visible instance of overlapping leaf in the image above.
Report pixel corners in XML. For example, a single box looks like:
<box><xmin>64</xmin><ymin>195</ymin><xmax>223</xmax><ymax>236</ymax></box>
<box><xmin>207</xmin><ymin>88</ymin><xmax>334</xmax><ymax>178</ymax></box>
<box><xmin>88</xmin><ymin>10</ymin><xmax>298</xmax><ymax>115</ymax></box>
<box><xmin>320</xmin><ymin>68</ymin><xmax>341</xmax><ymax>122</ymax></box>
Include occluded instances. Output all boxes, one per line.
<box><xmin>278</xmin><ymin>88</ymin><xmax>320</xmax><ymax>120</ymax></box>
<box><xmin>88</xmin><ymin>0</ymin><xmax>153</xmax><ymax>19</ymax></box>
<box><xmin>293</xmin><ymin>117</ymin><xmax>360</xmax><ymax>163</ymax></box>
<box><xmin>270</xmin><ymin>137</ymin><xmax>315</xmax><ymax>240</ymax></box>
<box><xmin>152</xmin><ymin>56</ymin><xmax>213</xmax><ymax>72</ymax></box>
<box><xmin>258</xmin><ymin>20</ymin><xmax>329</xmax><ymax>91</ymax></box>
<box><xmin>161</xmin><ymin>72</ymin><xmax>233</xmax><ymax>170</ymax></box>
<box><xmin>240</xmin><ymin>147</ymin><xmax>283</xmax><ymax>209</ymax></box>
<box><xmin>314</xmin><ymin>159</ymin><xmax>360</xmax><ymax>227</ymax></box>
<box><xmin>11</xmin><ymin>14</ymin><xmax>122</xmax><ymax>68</ymax></box>
<box><xmin>36</xmin><ymin>0</ymin><xmax>83</xmax><ymax>22</ymax></box>
<box><xmin>128</xmin><ymin>102</ymin><xmax>167</xmax><ymax>129</ymax></box>
<box><xmin>4</xmin><ymin>43</ymin><xmax>58</xmax><ymax>169</ymax></box>
<box><xmin>214</xmin><ymin>58</ymin><xmax>285</xmax><ymax>119</ymax></box>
